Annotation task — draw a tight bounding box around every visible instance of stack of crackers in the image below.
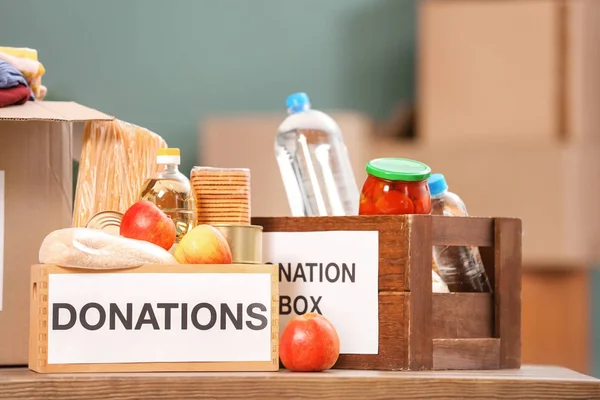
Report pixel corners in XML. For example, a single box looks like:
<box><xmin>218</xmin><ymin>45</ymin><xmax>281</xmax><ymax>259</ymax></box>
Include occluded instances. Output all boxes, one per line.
<box><xmin>191</xmin><ymin>167</ymin><xmax>250</xmax><ymax>225</ymax></box>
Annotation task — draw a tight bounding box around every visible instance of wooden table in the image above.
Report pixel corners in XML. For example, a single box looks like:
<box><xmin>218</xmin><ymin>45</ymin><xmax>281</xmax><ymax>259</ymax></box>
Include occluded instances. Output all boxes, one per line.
<box><xmin>1</xmin><ymin>365</ymin><xmax>599</xmax><ymax>399</ymax></box>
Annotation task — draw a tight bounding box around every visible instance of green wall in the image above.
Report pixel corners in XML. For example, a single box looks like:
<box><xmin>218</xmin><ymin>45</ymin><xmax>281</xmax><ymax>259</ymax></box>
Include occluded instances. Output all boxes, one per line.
<box><xmin>0</xmin><ymin>0</ymin><xmax>416</xmax><ymax>175</ymax></box>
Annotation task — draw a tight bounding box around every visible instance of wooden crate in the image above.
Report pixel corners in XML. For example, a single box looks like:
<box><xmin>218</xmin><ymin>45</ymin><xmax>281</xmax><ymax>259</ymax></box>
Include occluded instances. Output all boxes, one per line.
<box><xmin>253</xmin><ymin>215</ymin><xmax>522</xmax><ymax>371</ymax></box>
<box><xmin>29</xmin><ymin>264</ymin><xmax>279</xmax><ymax>373</ymax></box>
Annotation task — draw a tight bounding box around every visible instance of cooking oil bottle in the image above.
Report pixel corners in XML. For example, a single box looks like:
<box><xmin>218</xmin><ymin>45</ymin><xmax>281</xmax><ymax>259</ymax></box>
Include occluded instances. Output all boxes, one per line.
<box><xmin>140</xmin><ymin>148</ymin><xmax>195</xmax><ymax>245</ymax></box>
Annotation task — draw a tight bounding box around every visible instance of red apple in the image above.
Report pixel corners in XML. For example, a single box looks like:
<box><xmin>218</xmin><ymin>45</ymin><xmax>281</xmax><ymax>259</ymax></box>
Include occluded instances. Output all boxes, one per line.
<box><xmin>120</xmin><ymin>200</ymin><xmax>176</xmax><ymax>251</ymax></box>
<box><xmin>280</xmin><ymin>313</ymin><xmax>340</xmax><ymax>372</ymax></box>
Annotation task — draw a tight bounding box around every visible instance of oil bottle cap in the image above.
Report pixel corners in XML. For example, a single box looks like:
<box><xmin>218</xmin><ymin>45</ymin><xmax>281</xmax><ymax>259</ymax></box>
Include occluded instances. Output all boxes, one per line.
<box><xmin>366</xmin><ymin>158</ymin><xmax>431</xmax><ymax>182</ymax></box>
<box><xmin>428</xmin><ymin>173</ymin><xmax>449</xmax><ymax>197</ymax></box>
<box><xmin>286</xmin><ymin>92</ymin><xmax>311</xmax><ymax>114</ymax></box>
<box><xmin>157</xmin><ymin>148</ymin><xmax>181</xmax><ymax>165</ymax></box>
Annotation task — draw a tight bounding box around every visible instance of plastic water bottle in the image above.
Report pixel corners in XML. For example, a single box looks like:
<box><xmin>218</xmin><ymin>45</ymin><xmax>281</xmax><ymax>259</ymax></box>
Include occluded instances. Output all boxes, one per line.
<box><xmin>428</xmin><ymin>174</ymin><xmax>492</xmax><ymax>293</ymax></box>
<box><xmin>275</xmin><ymin>93</ymin><xmax>359</xmax><ymax>216</ymax></box>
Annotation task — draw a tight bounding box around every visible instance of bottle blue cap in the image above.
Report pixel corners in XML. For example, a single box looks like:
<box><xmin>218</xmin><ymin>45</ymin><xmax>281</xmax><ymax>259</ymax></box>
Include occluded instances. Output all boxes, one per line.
<box><xmin>286</xmin><ymin>92</ymin><xmax>311</xmax><ymax>114</ymax></box>
<box><xmin>428</xmin><ymin>173</ymin><xmax>448</xmax><ymax>197</ymax></box>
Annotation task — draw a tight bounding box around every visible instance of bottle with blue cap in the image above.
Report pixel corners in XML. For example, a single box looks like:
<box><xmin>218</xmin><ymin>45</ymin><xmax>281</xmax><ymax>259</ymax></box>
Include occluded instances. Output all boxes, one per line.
<box><xmin>275</xmin><ymin>92</ymin><xmax>359</xmax><ymax>216</ymax></box>
<box><xmin>428</xmin><ymin>173</ymin><xmax>491</xmax><ymax>293</ymax></box>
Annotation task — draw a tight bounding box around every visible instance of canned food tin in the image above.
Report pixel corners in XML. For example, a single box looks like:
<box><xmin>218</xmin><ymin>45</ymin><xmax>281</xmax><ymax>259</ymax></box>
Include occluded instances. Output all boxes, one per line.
<box><xmin>85</xmin><ymin>211</ymin><xmax>123</xmax><ymax>236</ymax></box>
<box><xmin>212</xmin><ymin>224</ymin><xmax>263</xmax><ymax>264</ymax></box>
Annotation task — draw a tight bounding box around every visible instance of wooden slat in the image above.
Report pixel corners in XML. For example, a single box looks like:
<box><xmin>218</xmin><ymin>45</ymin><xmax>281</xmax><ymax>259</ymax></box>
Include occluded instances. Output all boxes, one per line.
<box><xmin>432</xmin><ymin>293</ymin><xmax>493</xmax><ymax>339</ymax></box>
<box><xmin>431</xmin><ymin>216</ymin><xmax>494</xmax><ymax>247</ymax></box>
<box><xmin>478</xmin><ymin>246</ymin><xmax>496</xmax><ymax>289</ymax></box>
<box><xmin>253</xmin><ymin>216</ymin><xmax>409</xmax><ymax>291</ymax></box>
<box><xmin>3</xmin><ymin>366</ymin><xmax>597</xmax><ymax>400</ymax></box>
<box><xmin>335</xmin><ymin>292</ymin><xmax>408</xmax><ymax>370</ymax></box>
<box><xmin>407</xmin><ymin>216</ymin><xmax>433</xmax><ymax>369</ymax></box>
<box><xmin>433</xmin><ymin>339</ymin><xmax>500</xmax><ymax>370</ymax></box>
<box><xmin>494</xmin><ymin>218</ymin><xmax>522</xmax><ymax>369</ymax></box>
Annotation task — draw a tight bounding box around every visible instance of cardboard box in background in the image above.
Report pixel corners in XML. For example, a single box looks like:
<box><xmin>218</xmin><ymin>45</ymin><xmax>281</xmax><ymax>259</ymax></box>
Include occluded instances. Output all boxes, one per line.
<box><xmin>199</xmin><ymin>112</ymin><xmax>375</xmax><ymax>217</ymax></box>
<box><xmin>521</xmin><ymin>269</ymin><xmax>590</xmax><ymax>374</ymax></box>
<box><xmin>371</xmin><ymin>138</ymin><xmax>600</xmax><ymax>267</ymax></box>
<box><xmin>418</xmin><ymin>0</ymin><xmax>600</xmax><ymax>144</ymax></box>
<box><xmin>0</xmin><ymin>102</ymin><xmax>112</xmax><ymax>365</ymax></box>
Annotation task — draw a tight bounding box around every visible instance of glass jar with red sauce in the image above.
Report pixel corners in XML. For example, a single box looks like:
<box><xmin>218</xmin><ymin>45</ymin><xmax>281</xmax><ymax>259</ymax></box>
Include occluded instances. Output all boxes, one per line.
<box><xmin>359</xmin><ymin>158</ymin><xmax>432</xmax><ymax>215</ymax></box>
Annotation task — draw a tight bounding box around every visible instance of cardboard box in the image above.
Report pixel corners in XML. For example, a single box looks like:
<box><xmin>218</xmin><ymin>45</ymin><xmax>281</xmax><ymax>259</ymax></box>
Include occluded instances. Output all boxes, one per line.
<box><xmin>371</xmin><ymin>138</ymin><xmax>600</xmax><ymax>267</ymax></box>
<box><xmin>199</xmin><ymin>112</ymin><xmax>375</xmax><ymax>217</ymax></box>
<box><xmin>0</xmin><ymin>101</ymin><xmax>112</xmax><ymax>365</ymax></box>
<box><xmin>418</xmin><ymin>0</ymin><xmax>600</xmax><ymax>143</ymax></box>
<box><xmin>522</xmin><ymin>269</ymin><xmax>590</xmax><ymax>374</ymax></box>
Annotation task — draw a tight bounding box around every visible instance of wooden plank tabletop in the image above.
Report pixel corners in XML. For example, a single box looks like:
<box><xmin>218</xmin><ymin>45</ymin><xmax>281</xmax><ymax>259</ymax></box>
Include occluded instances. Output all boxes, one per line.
<box><xmin>1</xmin><ymin>365</ymin><xmax>599</xmax><ymax>399</ymax></box>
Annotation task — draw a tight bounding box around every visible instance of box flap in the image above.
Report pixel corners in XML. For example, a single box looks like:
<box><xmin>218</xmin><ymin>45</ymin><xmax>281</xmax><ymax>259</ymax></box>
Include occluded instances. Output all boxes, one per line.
<box><xmin>0</xmin><ymin>101</ymin><xmax>113</xmax><ymax>122</ymax></box>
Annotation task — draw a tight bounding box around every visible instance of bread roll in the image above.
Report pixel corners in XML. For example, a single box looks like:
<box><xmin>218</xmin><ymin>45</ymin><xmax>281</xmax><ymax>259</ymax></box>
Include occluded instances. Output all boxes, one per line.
<box><xmin>39</xmin><ymin>228</ymin><xmax>177</xmax><ymax>270</ymax></box>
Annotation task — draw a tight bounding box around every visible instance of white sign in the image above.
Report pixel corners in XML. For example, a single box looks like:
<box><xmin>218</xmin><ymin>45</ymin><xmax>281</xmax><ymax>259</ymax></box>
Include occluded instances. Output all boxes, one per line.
<box><xmin>263</xmin><ymin>231</ymin><xmax>379</xmax><ymax>354</ymax></box>
<box><xmin>0</xmin><ymin>171</ymin><xmax>4</xmax><ymax>311</ymax></box>
<box><xmin>47</xmin><ymin>272</ymin><xmax>272</xmax><ymax>364</ymax></box>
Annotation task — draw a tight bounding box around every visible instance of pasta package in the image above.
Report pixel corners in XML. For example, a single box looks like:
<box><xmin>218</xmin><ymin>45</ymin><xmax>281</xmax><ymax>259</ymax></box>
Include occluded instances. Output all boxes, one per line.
<box><xmin>73</xmin><ymin>119</ymin><xmax>167</xmax><ymax>227</ymax></box>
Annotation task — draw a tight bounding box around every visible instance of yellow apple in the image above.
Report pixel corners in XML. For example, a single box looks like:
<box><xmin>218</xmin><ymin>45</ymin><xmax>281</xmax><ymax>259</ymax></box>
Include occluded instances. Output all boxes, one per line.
<box><xmin>174</xmin><ymin>224</ymin><xmax>233</xmax><ymax>264</ymax></box>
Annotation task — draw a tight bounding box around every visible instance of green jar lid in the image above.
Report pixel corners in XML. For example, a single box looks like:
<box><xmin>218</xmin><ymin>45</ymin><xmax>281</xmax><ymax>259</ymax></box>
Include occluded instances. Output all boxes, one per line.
<box><xmin>366</xmin><ymin>158</ymin><xmax>431</xmax><ymax>182</ymax></box>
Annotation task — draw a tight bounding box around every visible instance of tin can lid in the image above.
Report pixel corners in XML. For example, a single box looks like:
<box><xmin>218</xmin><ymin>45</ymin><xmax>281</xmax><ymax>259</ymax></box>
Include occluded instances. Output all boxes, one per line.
<box><xmin>85</xmin><ymin>211</ymin><xmax>123</xmax><ymax>236</ymax></box>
